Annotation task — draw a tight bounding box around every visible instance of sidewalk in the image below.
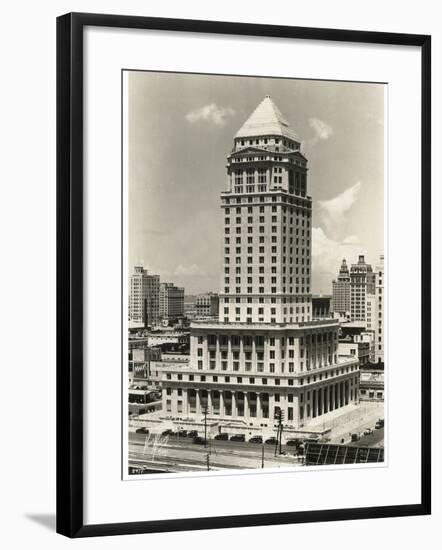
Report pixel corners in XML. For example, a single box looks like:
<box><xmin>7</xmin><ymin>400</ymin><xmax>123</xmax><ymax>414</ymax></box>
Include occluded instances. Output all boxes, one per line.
<box><xmin>305</xmin><ymin>401</ymin><xmax>384</xmax><ymax>443</ymax></box>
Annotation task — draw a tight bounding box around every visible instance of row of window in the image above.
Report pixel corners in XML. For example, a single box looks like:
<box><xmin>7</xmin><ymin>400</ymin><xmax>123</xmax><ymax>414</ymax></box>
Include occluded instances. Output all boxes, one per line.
<box><xmin>235</xmin><ymin>136</ymin><xmax>300</xmax><ymax>149</ymax></box>
<box><xmin>203</xmin><ymin>333</ymin><xmax>335</xmax><ymax>345</ymax></box>
<box><xmin>223</xmin><ymin>195</ymin><xmax>310</xmax><ymax>207</ymax></box>
<box><xmin>225</xmin><ymin>215</ymin><xmax>310</xmax><ymax>227</ymax></box>
<box><xmin>224</xmin><ymin>204</ymin><xmax>310</xmax><ymax>216</ymax></box>
<box><xmin>164</xmin><ymin>367</ymin><xmax>356</xmax><ymax>386</ymax></box>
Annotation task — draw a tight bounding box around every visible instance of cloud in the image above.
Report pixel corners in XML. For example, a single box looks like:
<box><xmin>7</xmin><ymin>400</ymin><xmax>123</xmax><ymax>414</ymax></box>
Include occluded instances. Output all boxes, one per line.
<box><xmin>318</xmin><ymin>181</ymin><xmax>362</xmax><ymax>236</ymax></box>
<box><xmin>174</xmin><ymin>264</ymin><xmax>207</xmax><ymax>277</ymax></box>
<box><xmin>312</xmin><ymin>227</ymin><xmax>365</xmax><ymax>290</ymax></box>
<box><xmin>341</xmin><ymin>235</ymin><xmax>360</xmax><ymax>245</ymax></box>
<box><xmin>308</xmin><ymin>117</ymin><xmax>333</xmax><ymax>144</ymax></box>
<box><xmin>185</xmin><ymin>103</ymin><xmax>236</xmax><ymax>127</ymax></box>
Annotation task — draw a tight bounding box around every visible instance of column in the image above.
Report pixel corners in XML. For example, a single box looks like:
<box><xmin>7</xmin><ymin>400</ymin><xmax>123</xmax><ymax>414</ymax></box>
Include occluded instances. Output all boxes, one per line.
<box><xmin>216</xmin><ymin>335</ymin><xmax>220</xmax><ymax>367</ymax></box>
<box><xmin>323</xmin><ymin>386</ymin><xmax>328</xmax><ymax>414</ymax></box>
<box><xmin>256</xmin><ymin>392</ymin><xmax>262</xmax><ymax>420</ymax></box>
<box><xmin>231</xmin><ymin>391</ymin><xmax>237</xmax><ymax>416</ymax></box>
<box><xmin>207</xmin><ymin>390</ymin><xmax>213</xmax><ymax>414</ymax></box>
<box><xmin>244</xmin><ymin>392</ymin><xmax>250</xmax><ymax>419</ymax></box>
<box><xmin>183</xmin><ymin>388</ymin><xmax>188</xmax><ymax>416</ymax></box>
<box><xmin>268</xmin><ymin>392</ymin><xmax>275</xmax><ymax>420</ymax></box>
<box><xmin>196</xmin><ymin>389</ymin><xmax>201</xmax><ymax>415</ymax></box>
<box><xmin>219</xmin><ymin>391</ymin><xmax>225</xmax><ymax>417</ymax></box>
<box><xmin>252</xmin><ymin>336</ymin><xmax>257</xmax><ymax>372</ymax></box>
<box><xmin>239</xmin><ymin>335</ymin><xmax>244</xmax><ymax>370</ymax></box>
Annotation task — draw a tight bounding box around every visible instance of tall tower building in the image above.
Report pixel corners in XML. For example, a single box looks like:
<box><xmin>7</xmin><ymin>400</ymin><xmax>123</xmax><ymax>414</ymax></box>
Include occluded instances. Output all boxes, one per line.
<box><xmin>161</xmin><ymin>97</ymin><xmax>359</xmax><ymax>430</ymax></box>
<box><xmin>332</xmin><ymin>259</ymin><xmax>351</xmax><ymax>315</ymax></box>
<box><xmin>350</xmin><ymin>255</ymin><xmax>374</xmax><ymax>322</ymax></box>
<box><xmin>220</xmin><ymin>96</ymin><xmax>312</xmax><ymax>324</ymax></box>
<box><xmin>129</xmin><ymin>266</ymin><xmax>160</xmax><ymax>326</ymax></box>
<box><xmin>366</xmin><ymin>255</ymin><xmax>384</xmax><ymax>363</ymax></box>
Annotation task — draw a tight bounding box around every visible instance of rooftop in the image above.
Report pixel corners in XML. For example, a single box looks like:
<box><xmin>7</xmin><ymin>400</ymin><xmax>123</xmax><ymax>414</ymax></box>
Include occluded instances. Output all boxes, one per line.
<box><xmin>235</xmin><ymin>96</ymin><xmax>300</xmax><ymax>141</ymax></box>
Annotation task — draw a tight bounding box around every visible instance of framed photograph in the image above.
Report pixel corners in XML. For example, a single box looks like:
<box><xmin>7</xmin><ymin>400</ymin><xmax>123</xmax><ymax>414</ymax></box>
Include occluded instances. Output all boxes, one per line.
<box><xmin>56</xmin><ymin>12</ymin><xmax>431</xmax><ymax>537</ymax></box>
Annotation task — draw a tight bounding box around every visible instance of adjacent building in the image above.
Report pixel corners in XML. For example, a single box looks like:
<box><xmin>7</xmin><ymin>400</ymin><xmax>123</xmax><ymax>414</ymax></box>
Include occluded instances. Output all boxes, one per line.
<box><xmin>338</xmin><ymin>335</ymin><xmax>370</xmax><ymax>367</ymax></box>
<box><xmin>349</xmin><ymin>255</ymin><xmax>374</xmax><ymax>322</ymax></box>
<box><xmin>195</xmin><ymin>293</ymin><xmax>219</xmax><ymax>319</ymax></box>
<box><xmin>332</xmin><ymin>259</ymin><xmax>350</xmax><ymax>315</ymax></box>
<box><xmin>359</xmin><ymin>367</ymin><xmax>384</xmax><ymax>401</ymax></box>
<box><xmin>161</xmin><ymin>96</ymin><xmax>359</xmax><ymax>429</ymax></box>
<box><xmin>366</xmin><ymin>255</ymin><xmax>384</xmax><ymax>363</ymax></box>
<box><xmin>128</xmin><ymin>266</ymin><xmax>160</xmax><ymax>326</ymax></box>
<box><xmin>312</xmin><ymin>295</ymin><xmax>332</xmax><ymax>319</ymax></box>
<box><xmin>159</xmin><ymin>282</ymin><xmax>184</xmax><ymax>321</ymax></box>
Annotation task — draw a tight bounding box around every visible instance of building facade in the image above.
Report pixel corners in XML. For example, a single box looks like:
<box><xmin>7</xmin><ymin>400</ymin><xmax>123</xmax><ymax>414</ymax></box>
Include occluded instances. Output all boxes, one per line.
<box><xmin>359</xmin><ymin>368</ymin><xmax>384</xmax><ymax>401</ymax></box>
<box><xmin>332</xmin><ymin>259</ymin><xmax>351</xmax><ymax>315</ymax></box>
<box><xmin>128</xmin><ymin>266</ymin><xmax>160</xmax><ymax>326</ymax></box>
<box><xmin>195</xmin><ymin>293</ymin><xmax>220</xmax><ymax>319</ymax></box>
<box><xmin>159</xmin><ymin>282</ymin><xmax>185</xmax><ymax>320</ymax></box>
<box><xmin>349</xmin><ymin>255</ymin><xmax>374</xmax><ymax>322</ymax></box>
<box><xmin>161</xmin><ymin>96</ymin><xmax>359</xmax><ymax>429</ymax></box>
<box><xmin>366</xmin><ymin>255</ymin><xmax>384</xmax><ymax>363</ymax></box>
<box><xmin>312</xmin><ymin>295</ymin><xmax>332</xmax><ymax>319</ymax></box>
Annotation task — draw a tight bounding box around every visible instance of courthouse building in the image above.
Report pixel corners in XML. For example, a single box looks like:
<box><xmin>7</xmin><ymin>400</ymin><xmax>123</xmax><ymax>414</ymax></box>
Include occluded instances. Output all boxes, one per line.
<box><xmin>161</xmin><ymin>96</ymin><xmax>359</xmax><ymax>429</ymax></box>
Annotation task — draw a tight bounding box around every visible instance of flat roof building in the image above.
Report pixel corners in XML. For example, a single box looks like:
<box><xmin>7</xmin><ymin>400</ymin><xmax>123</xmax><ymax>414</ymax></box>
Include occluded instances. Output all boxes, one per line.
<box><xmin>129</xmin><ymin>266</ymin><xmax>160</xmax><ymax>327</ymax></box>
<box><xmin>159</xmin><ymin>282</ymin><xmax>184</xmax><ymax>321</ymax></box>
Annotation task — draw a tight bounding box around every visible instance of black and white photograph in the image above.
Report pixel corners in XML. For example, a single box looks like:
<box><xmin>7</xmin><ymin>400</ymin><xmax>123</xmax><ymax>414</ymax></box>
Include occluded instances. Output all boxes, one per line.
<box><xmin>125</xmin><ymin>71</ymin><xmax>386</xmax><ymax>474</ymax></box>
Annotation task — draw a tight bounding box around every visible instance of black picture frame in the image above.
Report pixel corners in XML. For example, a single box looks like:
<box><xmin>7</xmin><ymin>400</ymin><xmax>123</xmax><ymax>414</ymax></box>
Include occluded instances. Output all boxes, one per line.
<box><xmin>56</xmin><ymin>12</ymin><xmax>431</xmax><ymax>538</ymax></box>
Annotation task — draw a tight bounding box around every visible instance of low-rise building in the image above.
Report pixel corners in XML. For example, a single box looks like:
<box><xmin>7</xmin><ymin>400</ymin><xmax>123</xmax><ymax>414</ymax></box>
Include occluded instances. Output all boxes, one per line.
<box><xmin>338</xmin><ymin>336</ymin><xmax>370</xmax><ymax>367</ymax></box>
<box><xmin>195</xmin><ymin>293</ymin><xmax>219</xmax><ymax>319</ymax></box>
<box><xmin>160</xmin><ymin>321</ymin><xmax>359</xmax><ymax>430</ymax></box>
<box><xmin>359</xmin><ymin>367</ymin><xmax>384</xmax><ymax>401</ymax></box>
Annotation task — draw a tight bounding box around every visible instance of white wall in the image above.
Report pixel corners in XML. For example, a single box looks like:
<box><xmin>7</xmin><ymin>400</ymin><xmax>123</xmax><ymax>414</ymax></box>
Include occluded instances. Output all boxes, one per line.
<box><xmin>0</xmin><ymin>0</ymin><xmax>440</xmax><ymax>548</ymax></box>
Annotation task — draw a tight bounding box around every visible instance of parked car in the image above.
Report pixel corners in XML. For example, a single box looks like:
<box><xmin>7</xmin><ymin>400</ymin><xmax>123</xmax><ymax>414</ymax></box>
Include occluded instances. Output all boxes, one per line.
<box><xmin>193</xmin><ymin>436</ymin><xmax>206</xmax><ymax>445</ymax></box>
<box><xmin>304</xmin><ymin>436</ymin><xmax>320</xmax><ymax>444</ymax></box>
<box><xmin>135</xmin><ymin>427</ymin><xmax>149</xmax><ymax>434</ymax></box>
<box><xmin>214</xmin><ymin>433</ymin><xmax>229</xmax><ymax>440</ymax></box>
<box><xmin>265</xmin><ymin>437</ymin><xmax>278</xmax><ymax>445</ymax></box>
<box><xmin>230</xmin><ymin>434</ymin><xmax>245</xmax><ymax>442</ymax></box>
<box><xmin>364</xmin><ymin>428</ymin><xmax>374</xmax><ymax>436</ymax></box>
<box><xmin>176</xmin><ymin>430</ymin><xmax>188</xmax><ymax>437</ymax></box>
<box><xmin>375</xmin><ymin>419</ymin><xmax>384</xmax><ymax>429</ymax></box>
<box><xmin>351</xmin><ymin>433</ymin><xmax>360</xmax><ymax>442</ymax></box>
<box><xmin>187</xmin><ymin>430</ymin><xmax>198</xmax><ymax>438</ymax></box>
<box><xmin>161</xmin><ymin>429</ymin><xmax>174</xmax><ymax>436</ymax></box>
<box><xmin>286</xmin><ymin>439</ymin><xmax>301</xmax><ymax>447</ymax></box>
<box><xmin>249</xmin><ymin>436</ymin><xmax>263</xmax><ymax>444</ymax></box>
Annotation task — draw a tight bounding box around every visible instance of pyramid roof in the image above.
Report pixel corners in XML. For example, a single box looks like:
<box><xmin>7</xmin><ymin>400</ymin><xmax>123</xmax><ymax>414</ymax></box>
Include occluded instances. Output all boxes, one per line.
<box><xmin>235</xmin><ymin>96</ymin><xmax>299</xmax><ymax>141</ymax></box>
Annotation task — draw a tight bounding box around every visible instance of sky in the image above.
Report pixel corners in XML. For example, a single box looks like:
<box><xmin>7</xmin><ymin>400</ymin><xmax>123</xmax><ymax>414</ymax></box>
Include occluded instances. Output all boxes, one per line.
<box><xmin>128</xmin><ymin>71</ymin><xmax>384</xmax><ymax>295</ymax></box>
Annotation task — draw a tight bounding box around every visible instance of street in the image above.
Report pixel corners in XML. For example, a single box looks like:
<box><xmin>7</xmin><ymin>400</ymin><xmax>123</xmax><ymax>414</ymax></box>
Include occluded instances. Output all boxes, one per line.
<box><xmin>128</xmin><ymin>432</ymin><xmax>303</xmax><ymax>473</ymax></box>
